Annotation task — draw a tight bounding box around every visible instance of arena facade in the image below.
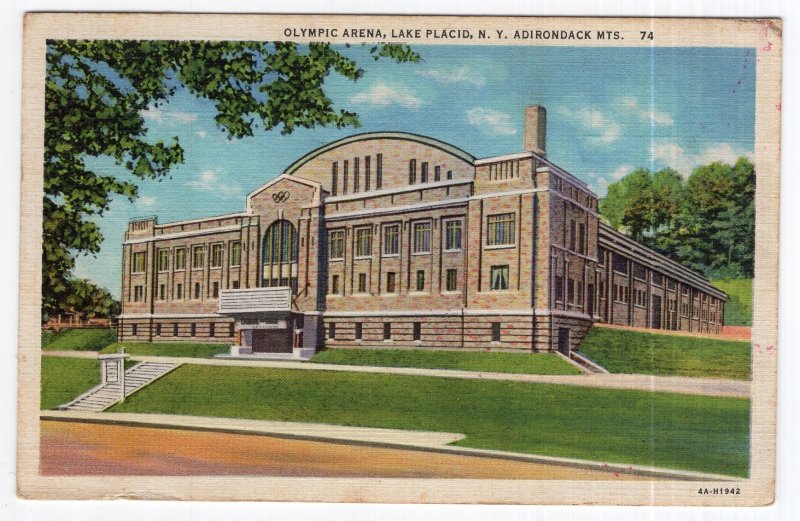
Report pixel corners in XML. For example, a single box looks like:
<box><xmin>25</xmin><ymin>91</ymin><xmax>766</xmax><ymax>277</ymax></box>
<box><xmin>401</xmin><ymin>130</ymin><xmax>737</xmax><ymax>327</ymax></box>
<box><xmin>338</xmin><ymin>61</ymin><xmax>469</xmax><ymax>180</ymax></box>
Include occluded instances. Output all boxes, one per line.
<box><xmin>118</xmin><ymin>106</ymin><xmax>726</xmax><ymax>355</ymax></box>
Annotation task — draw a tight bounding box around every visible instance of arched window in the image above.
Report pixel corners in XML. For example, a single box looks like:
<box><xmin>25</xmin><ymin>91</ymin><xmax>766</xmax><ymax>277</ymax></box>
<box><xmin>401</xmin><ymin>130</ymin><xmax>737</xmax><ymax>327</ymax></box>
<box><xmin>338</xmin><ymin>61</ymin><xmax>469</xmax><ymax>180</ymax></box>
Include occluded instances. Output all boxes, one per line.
<box><xmin>261</xmin><ymin>220</ymin><xmax>298</xmax><ymax>291</ymax></box>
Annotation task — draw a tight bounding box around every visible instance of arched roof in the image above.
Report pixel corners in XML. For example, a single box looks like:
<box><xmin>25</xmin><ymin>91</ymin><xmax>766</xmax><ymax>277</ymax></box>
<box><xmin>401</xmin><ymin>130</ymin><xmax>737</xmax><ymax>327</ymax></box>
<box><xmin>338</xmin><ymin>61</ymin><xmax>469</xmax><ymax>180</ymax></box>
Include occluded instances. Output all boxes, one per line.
<box><xmin>283</xmin><ymin>132</ymin><xmax>476</xmax><ymax>176</ymax></box>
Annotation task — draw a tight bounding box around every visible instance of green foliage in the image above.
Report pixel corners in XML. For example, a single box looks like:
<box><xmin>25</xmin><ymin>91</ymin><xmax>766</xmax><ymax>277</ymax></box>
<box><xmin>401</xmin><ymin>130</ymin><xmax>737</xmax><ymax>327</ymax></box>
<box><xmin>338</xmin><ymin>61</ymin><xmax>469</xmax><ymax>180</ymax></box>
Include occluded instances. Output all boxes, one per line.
<box><xmin>712</xmin><ymin>279</ymin><xmax>753</xmax><ymax>326</ymax></box>
<box><xmin>100</xmin><ymin>342</ymin><xmax>229</xmax><ymax>358</ymax></box>
<box><xmin>578</xmin><ymin>327</ymin><xmax>751</xmax><ymax>380</ymax></box>
<box><xmin>111</xmin><ymin>364</ymin><xmax>750</xmax><ymax>476</ymax></box>
<box><xmin>600</xmin><ymin>158</ymin><xmax>755</xmax><ymax>278</ymax></box>
<box><xmin>311</xmin><ymin>349</ymin><xmax>581</xmax><ymax>375</ymax></box>
<box><xmin>41</xmin><ymin>328</ymin><xmax>117</xmax><ymax>351</ymax></box>
<box><xmin>43</xmin><ymin>40</ymin><xmax>420</xmax><ymax>318</ymax></box>
<box><xmin>40</xmin><ymin>357</ymin><xmax>100</xmax><ymax>409</ymax></box>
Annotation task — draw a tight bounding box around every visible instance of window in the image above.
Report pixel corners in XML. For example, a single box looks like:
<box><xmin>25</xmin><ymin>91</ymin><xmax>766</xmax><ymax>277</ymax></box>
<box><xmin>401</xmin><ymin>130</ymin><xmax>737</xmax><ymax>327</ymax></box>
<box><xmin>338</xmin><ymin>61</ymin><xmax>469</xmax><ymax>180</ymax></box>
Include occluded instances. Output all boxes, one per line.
<box><xmin>383</xmin><ymin>322</ymin><xmax>392</xmax><ymax>340</ymax></box>
<box><xmin>413</xmin><ymin>221</ymin><xmax>431</xmax><ymax>253</ymax></box>
<box><xmin>633</xmin><ymin>262</ymin><xmax>646</xmax><ymax>280</ymax></box>
<box><xmin>415</xmin><ymin>270</ymin><xmax>425</xmax><ymax>292</ymax></box>
<box><xmin>173</xmin><ymin>323</ymin><xmax>179</xmax><ymax>336</ymax></box>
<box><xmin>194</xmin><ymin>282</ymin><xmax>201</xmax><ymax>299</ymax></box>
<box><xmin>554</xmin><ymin>276</ymin><xmax>564</xmax><ymax>302</ymax></box>
<box><xmin>263</xmin><ymin>220</ymin><xmax>298</xmax><ymax>264</ymax></box>
<box><xmin>446</xmin><ymin>170</ymin><xmax>453</xmax><ymax>180</ymax></box>
<box><xmin>612</xmin><ymin>253</ymin><xmax>628</xmax><ymax>274</ymax></box>
<box><xmin>490</xmin><ymin>265</ymin><xmax>509</xmax><ymax>291</ymax></box>
<box><xmin>133</xmin><ymin>285</ymin><xmax>144</xmax><ymax>302</ymax></box>
<box><xmin>212</xmin><ymin>281</ymin><xmax>219</xmax><ymax>298</ymax></box>
<box><xmin>159</xmin><ymin>284</ymin><xmax>166</xmax><ymax>300</ymax></box>
<box><xmin>176</xmin><ymin>283</ymin><xmax>183</xmax><ymax>300</ymax></box>
<box><xmin>192</xmin><ymin>245</ymin><xmax>205</xmax><ymax>269</ymax></box>
<box><xmin>409</xmin><ymin>159</ymin><xmax>417</xmax><ymax>184</ymax></box>
<box><xmin>434</xmin><ymin>165</ymin><xmax>441</xmax><ymax>182</ymax></box>
<box><xmin>446</xmin><ymin>269</ymin><xmax>458</xmax><ymax>291</ymax></box>
<box><xmin>413</xmin><ymin>322</ymin><xmax>421</xmax><ymax>341</ymax></box>
<box><xmin>328</xmin><ymin>322</ymin><xmax>336</xmax><ymax>339</ymax></box>
<box><xmin>364</xmin><ymin>156</ymin><xmax>371</xmax><ymax>191</ymax></box>
<box><xmin>376</xmin><ymin>153</ymin><xmax>383</xmax><ymax>189</ymax></box>
<box><xmin>174</xmin><ymin>248</ymin><xmax>186</xmax><ymax>270</ymax></box>
<box><xmin>230</xmin><ymin>241</ymin><xmax>241</xmax><ymax>267</ymax></box>
<box><xmin>578</xmin><ymin>223</ymin><xmax>586</xmax><ymax>254</ymax></box>
<box><xmin>229</xmin><ymin>323</ymin><xmax>235</xmax><ymax>337</ymax></box>
<box><xmin>190</xmin><ymin>323</ymin><xmax>196</xmax><ymax>336</ymax></box>
<box><xmin>132</xmin><ymin>252</ymin><xmax>146</xmax><ymax>273</ymax></box>
<box><xmin>331</xmin><ymin>161</ymin><xmax>338</xmax><ymax>196</ymax></box>
<box><xmin>329</xmin><ymin>230</ymin><xmax>344</xmax><ymax>260</ymax></box>
<box><xmin>444</xmin><ymin>219</ymin><xmax>462</xmax><ymax>251</ymax></box>
<box><xmin>357</xmin><ymin>273</ymin><xmax>367</xmax><ymax>293</ymax></box>
<box><xmin>157</xmin><ymin>249</ymin><xmax>169</xmax><ymax>272</ymax></box>
<box><xmin>386</xmin><ymin>272</ymin><xmax>397</xmax><ymax>293</ymax></box>
<box><xmin>487</xmin><ymin>213</ymin><xmax>516</xmax><ymax>246</ymax></box>
<box><xmin>652</xmin><ymin>272</ymin><xmax>664</xmax><ymax>286</ymax></box>
<box><xmin>569</xmin><ymin>220</ymin><xmax>577</xmax><ymax>250</ymax></box>
<box><xmin>210</xmin><ymin>323</ymin><xmax>216</xmax><ymax>337</ymax></box>
<box><xmin>383</xmin><ymin>224</ymin><xmax>399</xmax><ymax>256</ymax></box>
<box><xmin>355</xmin><ymin>322</ymin><xmax>363</xmax><ymax>340</ymax></box>
<box><xmin>355</xmin><ymin>227</ymin><xmax>372</xmax><ymax>257</ymax></box>
<box><xmin>131</xmin><ymin>324</ymin><xmax>137</xmax><ymax>336</ymax></box>
<box><xmin>330</xmin><ymin>274</ymin><xmax>340</xmax><ymax>295</ymax></box>
<box><xmin>353</xmin><ymin>157</ymin><xmax>360</xmax><ymax>193</ymax></box>
<box><xmin>421</xmin><ymin>161</ymin><xmax>429</xmax><ymax>182</ymax></box>
<box><xmin>210</xmin><ymin>243</ymin><xmax>223</xmax><ymax>268</ymax></box>
<box><xmin>232</xmin><ymin>280</ymin><xmax>240</xmax><ymax>289</ymax></box>
<box><xmin>342</xmin><ymin>160</ymin><xmax>349</xmax><ymax>194</ymax></box>
<box><xmin>568</xmin><ymin>278</ymin><xmax>575</xmax><ymax>304</ymax></box>
<box><xmin>577</xmin><ymin>283</ymin><xmax>583</xmax><ymax>306</ymax></box>
<box><xmin>491</xmin><ymin>322</ymin><xmax>501</xmax><ymax>342</ymax></box>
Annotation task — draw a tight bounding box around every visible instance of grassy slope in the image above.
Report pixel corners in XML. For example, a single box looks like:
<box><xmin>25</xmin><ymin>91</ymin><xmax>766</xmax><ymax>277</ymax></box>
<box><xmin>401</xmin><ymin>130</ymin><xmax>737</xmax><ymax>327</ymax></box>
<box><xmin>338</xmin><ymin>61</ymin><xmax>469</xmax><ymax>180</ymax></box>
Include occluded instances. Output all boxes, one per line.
<box><xmin>101</xmin><ymin>342</ymin><xmax>229</xmax><ymax>358</ymax></box>
<box><xmin>579</xmin><ymin>327</ymin><xmax>751</xmax><ymax>380</ymax></box>
<box><xmin>712</xmin><ymin>279</ymin><xmax>753</xmax><ymax>327</ymax></box>
<box><xmin>41</xmin><ymin>328</ymin><xmax>117</xmax><ymax>351</ymax></box>
<box><xmin>40</xmin><ymin>357</ymin><xmax>100</xmax><ymax>409</ymax></box>
<box><xmin>111</xmin><ymin>364</ymin><xmax>750</xmax><ymax>476</ymax></box>
<box><xmin>311</xmin><ymin>349</ymin><xmax>582</xmax><ymax>375</ymax></box>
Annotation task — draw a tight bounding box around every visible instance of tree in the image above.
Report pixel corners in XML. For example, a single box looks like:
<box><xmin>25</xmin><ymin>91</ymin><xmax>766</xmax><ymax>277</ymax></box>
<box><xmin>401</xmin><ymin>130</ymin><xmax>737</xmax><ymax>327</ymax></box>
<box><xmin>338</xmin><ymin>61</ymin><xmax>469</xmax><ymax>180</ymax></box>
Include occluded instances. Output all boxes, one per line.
<box><xmin>59</xmin><ymin>279</ymin><xmax>120</xmax><ymax>322</ymax></box>
<box><xmin>43</xmin><ymin>40</ymin><xmax>420</xmax><ymax>319</ymax></box>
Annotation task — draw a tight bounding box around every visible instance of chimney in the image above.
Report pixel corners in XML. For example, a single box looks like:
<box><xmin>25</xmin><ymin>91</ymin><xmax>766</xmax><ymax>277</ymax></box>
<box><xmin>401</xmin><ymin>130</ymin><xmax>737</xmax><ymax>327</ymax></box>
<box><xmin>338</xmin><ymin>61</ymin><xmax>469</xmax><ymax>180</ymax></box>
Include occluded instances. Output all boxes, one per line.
<box><xmin>523</xmin><ymin>105</ymin><xmax>547</xmax><ymax>156</ymax></box>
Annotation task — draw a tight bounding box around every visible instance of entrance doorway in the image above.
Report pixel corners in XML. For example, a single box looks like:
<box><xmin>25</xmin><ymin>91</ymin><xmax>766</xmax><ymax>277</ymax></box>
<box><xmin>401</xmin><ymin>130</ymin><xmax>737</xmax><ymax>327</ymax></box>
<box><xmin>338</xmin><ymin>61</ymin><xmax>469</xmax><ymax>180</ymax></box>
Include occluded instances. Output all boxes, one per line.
<box><xmin>557</xmin><ymin>327</ymin><xmax>570</xmax><ymax>355</ymax></box>
<box><xmin>251</xmin><ymin>329</ymin><xmax>292</xmax><ymax>353</ymax></box>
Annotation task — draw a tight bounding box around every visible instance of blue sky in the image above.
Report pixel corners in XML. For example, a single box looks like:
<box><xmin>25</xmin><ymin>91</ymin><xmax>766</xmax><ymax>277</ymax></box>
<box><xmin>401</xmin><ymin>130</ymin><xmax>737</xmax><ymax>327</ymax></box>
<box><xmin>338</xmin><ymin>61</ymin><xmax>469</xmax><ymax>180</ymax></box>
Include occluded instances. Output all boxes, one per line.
<box><xmin>74</xmin><ymin>45</ymin><xmax>756</xmax><ymax>297</ymax></box>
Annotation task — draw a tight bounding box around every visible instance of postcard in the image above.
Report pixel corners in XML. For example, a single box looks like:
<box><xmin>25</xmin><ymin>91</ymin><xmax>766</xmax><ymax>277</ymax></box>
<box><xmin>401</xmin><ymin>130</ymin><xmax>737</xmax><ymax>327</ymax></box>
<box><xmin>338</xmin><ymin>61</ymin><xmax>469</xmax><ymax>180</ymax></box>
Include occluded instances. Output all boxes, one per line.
<box><xmin>18</xmin><ymin>13</ymin><xmax>781</xmax><ymax>505</ymax></box>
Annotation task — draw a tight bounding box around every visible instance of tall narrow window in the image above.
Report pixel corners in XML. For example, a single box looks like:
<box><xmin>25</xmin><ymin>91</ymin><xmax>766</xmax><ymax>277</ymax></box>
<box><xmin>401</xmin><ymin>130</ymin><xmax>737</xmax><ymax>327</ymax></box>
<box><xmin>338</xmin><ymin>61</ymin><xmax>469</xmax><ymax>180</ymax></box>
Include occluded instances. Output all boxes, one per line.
<box><xmin>569</xmin><ymin>220</ymin><xmax>577</xmax><ymax>251</ymax></box>
<box><xmin>132</xmin><ymin>252</ymin><xmax>146</xmax><ymax>273</ymax></box>
<box><xmin>212</xmin><ymin>281</ymin><xmax>219</xmax><ymax>298</ymax></box>
<box><xmin>353</xmin><ymin>157</ymin><xmax>360</xmax><ymax>193</ymax></box>
<box><xmin>210</xmin><ymin>243</ymin><xmax>223</xmax><ymax>268</ymax></box>
<box><xmin>331</xmin><ymin>161</ymin><xmax>338</xmax><ymax>196</ymax></box>
<box><xmin>157</xmin><ymin>249</ymin><xmax>169</xmax><ymax>272</ymax></box>
<box><xmin>176</xmin><ymin>283</ymin><xmax>183</xmax><ymax>299</ymax></box>
<box><xmin>194</xmin><ymin>282</ymin><xmax>201</xmax><ymax>299</ymax></box>
<box><xmin>578</xmin><ymin>223</ymin><xmax>586</xmax><ymax>255</ymax></box>
<box><xmin>330</xmin><ymin>274</ymin><xmax>340</xmax><ymax>294</ymax></box>
<box><xmin>446</xmin><ymin>170</ymin><xmax>453</xmax><ymax>180</ymax></box>
<box><xmin>376</xmin><ymin>153</ymin><xmax>383</xmax><ymax>189</ymax></box>
<box><xmin>229</xmin><ymin>241</ymin><xmax>241</xmax><ymax>267</ymax></box>
<box><xmin>133</xmin><ymin>285</ymin><xmax>144</xmax><ymax>302</ymax></box>
<box><xmin>568</xmin><ymin>278</ymin><xmax>575</xmax><ymax>304</ymax></box>
<box><xmin>491</xmin><ymin>322</ymin><xmax>501</xmax><ymax>342</ymax></box>
<box><xmin>415</xmin><ymin>270</ymin><xmax>425</xmax><ymax>292</ymax></box>
<box><xmin>190</xmin><ymin>323</ymin><xmax>196</xmax><ymax>336</ymax></box>
<box><xmin>487</xmin><ymin>213</ymin><xmax>516</xmax><ymax>246</ymax></box>
<box><xmin>358</xmin><ymin>273</ymin><xmax>367</xmax><ymax>293</ymax></box>
<box><xmin>329</xmin><ymin>230</ymin><xmax>344</xmax><ymax>260</ymax></box>
<box><xmin>173</xmin><ymin>323</ymin><xmax>179</xmax><ymax>336</ymax></box>
<box><xmin>383</xmin><ymin>224</ymin><xmax>399</xmax><ymax>255</ymax></box>
<box><xmin>355</xmin><ymin>227</ymin><xmax>372</xmax><ymax>257</ymax></box>
<box><xmin>131</xmin><ymin>324</ymin><xmax>137</xmax><ymax>336</ymax></box>
<box><xmin>446</xmin><ymin>269</ymin><xmax>458</xmax><ymax>291</ymax></box>
<box><xmin>383</xmin><ymin>322</ymin><xmax>391</xmax><ymax>340</ymax></box>
<box><xmin>444</xmin><ymin>219</ymin><xmax>462</xmax><ymax>251</ymax></box>
<box><xmin>421</xmin><ymin>161</ymin><xmax>429</xmax><ymax>182</ymax></box>
<box><xmin>159</xmin><ymin>284</ymin><xmax>165</xmax><ymax>300</ymax></box>
<box><xmin>555</xmin><ymin>276</ymin><xmax>564</xmax><ymax>302</ymax></box>
<box><xmin>174</xmin><ymin>248</ymin><xmax>186</xmax><ymax>270</ymax></box>
<box><xmin>355</xmin><ymin>322</ymin><xmax>363</xmax><ymax>340</ymax></box>
<box><xmin>210</xmin><ymin>323</ymin><xmax>216</xmax><ymax>337</ymax></box>
<box><xmin>329</xmin><ymin>322</ymin><xmax>336</xmax><ymax>340</ymax></box>
<box><xmin>342</xmin><ymin>159</ymin><xmax>349</xmax><ymax>194</ymax></box>
<box><xmin>434</xmin><ymin>165</ymin><xmax>441</xmax><ymax>182</ymax></box>
<box><xmin>364</xmin><ymin>156</ymin><xmax>371</xmax><ymax>191</ymax></box>
<box><xmin>192</xmin><ymin>245</ymin><xmax>204</xmax><ymax>269</ymax></box>
<box><xmin>413</xmin><ymin>221</ymin><xmax>431</xmax><ymax>253</ymax></box>
<box><xmin>386</xmin><ymin>272</ymin><xmax>397</xmax><ymax>293</ymax></box>
<box><xmin>490</xmin><ymin>265</ymin><xmax>510</xmax><ymax>291</ymax></box>
<box><xmin>409</xmin><ymin>159</ymin><xmax>417</xmax><ymax>184</ymax></box>
<box><xmin>413</xmin><ymin>322</ymin><xmax>421</xmax><ymax>341</ymax></box>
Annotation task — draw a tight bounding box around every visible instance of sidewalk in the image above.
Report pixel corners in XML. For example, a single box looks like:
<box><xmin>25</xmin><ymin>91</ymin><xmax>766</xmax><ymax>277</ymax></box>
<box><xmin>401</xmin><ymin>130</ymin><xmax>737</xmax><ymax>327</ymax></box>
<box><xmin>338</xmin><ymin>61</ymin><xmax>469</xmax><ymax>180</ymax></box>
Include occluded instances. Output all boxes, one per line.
<box><xmin>41</xmin><ymin>350</ymin><xmax>750</xmax><ymax>398</ymax></box>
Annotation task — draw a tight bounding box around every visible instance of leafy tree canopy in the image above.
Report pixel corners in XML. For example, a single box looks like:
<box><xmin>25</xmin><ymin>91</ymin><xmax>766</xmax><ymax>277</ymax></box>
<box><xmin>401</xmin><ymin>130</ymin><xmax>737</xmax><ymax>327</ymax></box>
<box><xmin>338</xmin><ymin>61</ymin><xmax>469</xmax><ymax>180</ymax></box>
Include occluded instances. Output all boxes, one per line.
<box><xmin>43</xmin><ymin>40</ymin><xmax>420</xmax><ymax>319</ymax></box>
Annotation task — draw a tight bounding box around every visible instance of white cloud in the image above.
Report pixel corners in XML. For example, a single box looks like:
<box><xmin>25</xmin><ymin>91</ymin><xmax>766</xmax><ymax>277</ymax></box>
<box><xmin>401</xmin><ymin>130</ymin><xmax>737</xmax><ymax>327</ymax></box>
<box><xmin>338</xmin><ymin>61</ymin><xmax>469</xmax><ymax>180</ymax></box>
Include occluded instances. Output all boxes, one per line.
<box><xmin>557</xmin><ymin>106</ymin><xmax>621</xmax><ymax>146</ymax></box>
<box><xmin>195</xmin><ymin>130</ymin><xmax>208</xmax><ymax>138</ymax></box>
<box><xmin>616</xmin><ymin>97</ymin><xmax>674</xmax><ymax>126</ymax></box>
<box><xmin>137</xmin><ymin>196</ymin><xmax>157</xmax><ymax>207</ymax></box>
<box><xmin>465</xmin><ymin>108</ymin><xmax>517</xmax><ymax>136</ymax></box>
<box><xmin>415</xmin><ymin>66</ymin><xmax>486</xmax><ymax>86</ymax></box>
<box><xmin>185</xmin><ymin>169</ymin><xmax>242</xmax><ymax>198</ymax></box>
<box><xmin>611</xmin><ymin>164</ymin><xmax>634</xmax><ymax>181</ymax></box>
<box><xmin>650</xmin><ymin>141</ymin><xmax>752</xmax><ymax>176</ymax></box>
<box><xmin>140</xmin><ymin>106</ymin><xmax>199</xmax><ymax>124</ymax></box>
<box><xmin>350</xmin><ymin>82</ymin><xmax>424</xmax><ymax>109</ymax></box>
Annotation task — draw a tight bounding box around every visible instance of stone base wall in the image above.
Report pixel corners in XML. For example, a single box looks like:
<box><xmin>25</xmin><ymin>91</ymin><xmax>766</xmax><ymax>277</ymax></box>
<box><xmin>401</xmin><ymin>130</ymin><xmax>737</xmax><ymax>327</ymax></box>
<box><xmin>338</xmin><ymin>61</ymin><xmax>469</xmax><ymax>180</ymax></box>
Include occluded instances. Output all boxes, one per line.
<box><xmin>532</xmin><ymin>313</ymin><xmax>593</xmax><ymax>353</ymax></box>
<box><xmin>117</xmin><ymin>317</ymin><xmax>236</xmax><ymax>344</ymax></box>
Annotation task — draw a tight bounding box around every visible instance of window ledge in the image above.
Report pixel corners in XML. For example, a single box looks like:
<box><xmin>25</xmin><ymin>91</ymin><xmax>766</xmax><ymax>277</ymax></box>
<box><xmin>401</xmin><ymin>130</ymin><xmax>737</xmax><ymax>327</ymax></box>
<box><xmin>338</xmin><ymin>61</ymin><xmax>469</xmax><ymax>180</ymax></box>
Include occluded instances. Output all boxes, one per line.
<box><xmin>354</xmin><ymin>256</ymin><xmax>373</xmax><ymax>261</ymax></box>
<box><xmin>382</xmin><ymin>254</ymin><xmax>400</xmax><ymax>259</ymax></box>
<box><xmin>484</xmin><ymin>244</ymin><xmax>516</xmax><ymax>251</ymax></box>
<box><xmin>443</xmin><ymin>249</ymin><xmax>462</xmax><ymax>254</ymax></box>
<box><xmin>411</xmin><ymin>251</ymin><xmax>431</xmax><ymax>256</ymax></box>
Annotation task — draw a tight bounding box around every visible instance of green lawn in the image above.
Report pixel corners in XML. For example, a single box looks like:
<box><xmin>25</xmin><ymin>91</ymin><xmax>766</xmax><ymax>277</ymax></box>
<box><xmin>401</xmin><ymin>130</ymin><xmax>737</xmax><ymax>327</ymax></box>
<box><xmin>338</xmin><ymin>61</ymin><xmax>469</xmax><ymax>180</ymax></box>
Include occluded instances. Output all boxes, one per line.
<box><xmin>100</xmin><ymin>342</ymin><xmax>229</xmax><ymax>358</ymax></box>
<box><xmin>41</xmin><ymin>328</ymin><xmax>117</xmax><ymax>351</ymax></box>
<box><xmin>110</xmin><ymin>364</ymin><xmax>750</xmax><ymax>476</ymax></box>
<box><xmin>712</xmin><ymin>279</ymin><xmax>753</xmax><ymax>326</ymax></box>
<box><xmin>578</xmin><ymin>327</ymin><xmax>751</xmax><ymax>380</ymax></box>
<box><xmin>40</xmin><ymin>357</ymin><xmax>100</xmax><ymax>409</ymax></box>
<box><xmin>311</xmin><ymin>348</ymin><xmax>582</xmax><ymax>375</ymax></box>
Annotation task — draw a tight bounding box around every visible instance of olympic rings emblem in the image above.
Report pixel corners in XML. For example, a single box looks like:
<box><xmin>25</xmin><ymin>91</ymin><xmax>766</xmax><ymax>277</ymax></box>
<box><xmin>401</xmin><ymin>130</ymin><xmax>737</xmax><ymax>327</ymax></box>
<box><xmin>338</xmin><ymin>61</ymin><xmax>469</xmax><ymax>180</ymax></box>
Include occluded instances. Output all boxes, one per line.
<box><xmin>272</xmin><ymin>190</ymin><xmax>290</xmax><ymax>203</ymax></box>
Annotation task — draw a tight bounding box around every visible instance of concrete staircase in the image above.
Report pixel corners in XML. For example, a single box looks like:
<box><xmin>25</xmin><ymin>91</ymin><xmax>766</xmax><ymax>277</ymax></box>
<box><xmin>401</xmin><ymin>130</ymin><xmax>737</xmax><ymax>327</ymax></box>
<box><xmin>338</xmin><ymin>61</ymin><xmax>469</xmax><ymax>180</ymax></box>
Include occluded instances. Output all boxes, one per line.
<box><xmin>569</xmin><ymin>351</ymin><xmax>610</xmax><ymax>374</ymax></box>
<box><xmin>59</xmin><ymin>361</ymin><xmax>179</xmax><ymax>412</ymax></box>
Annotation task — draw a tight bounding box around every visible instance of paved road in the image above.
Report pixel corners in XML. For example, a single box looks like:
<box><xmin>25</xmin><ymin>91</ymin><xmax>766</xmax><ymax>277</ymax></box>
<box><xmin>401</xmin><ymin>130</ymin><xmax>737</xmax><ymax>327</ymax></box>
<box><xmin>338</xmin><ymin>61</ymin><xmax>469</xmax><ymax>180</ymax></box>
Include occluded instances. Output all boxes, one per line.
<box><xmin>40</xmin><ymin>420</ymin><xmax>651</xmax><ymax>480</ymax></box>
<box><xmin>41</xmin><ymin>350</ymin><xmax>749</xmax><ymax>398</ymax></box>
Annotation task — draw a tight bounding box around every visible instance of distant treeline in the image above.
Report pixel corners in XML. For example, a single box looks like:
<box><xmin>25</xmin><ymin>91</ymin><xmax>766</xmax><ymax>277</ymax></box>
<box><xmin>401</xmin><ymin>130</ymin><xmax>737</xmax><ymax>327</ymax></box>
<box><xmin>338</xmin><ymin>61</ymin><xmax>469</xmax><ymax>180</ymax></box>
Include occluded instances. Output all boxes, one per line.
<box><xmin>600</xmin><ymin>157</ymin><xmax>754</xmax><ymax>279</ymax></box>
